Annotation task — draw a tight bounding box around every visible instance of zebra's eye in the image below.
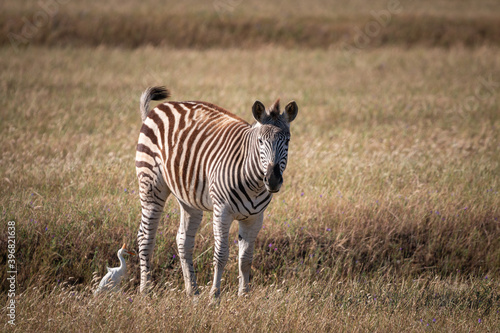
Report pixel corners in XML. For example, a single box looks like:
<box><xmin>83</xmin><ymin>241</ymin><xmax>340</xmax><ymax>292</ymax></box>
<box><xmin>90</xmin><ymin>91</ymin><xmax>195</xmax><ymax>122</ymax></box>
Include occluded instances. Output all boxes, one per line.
<box><xmin>258</xmin><ymin>138</ymin><xmax>263</xmax><ymax>145</ymax></box>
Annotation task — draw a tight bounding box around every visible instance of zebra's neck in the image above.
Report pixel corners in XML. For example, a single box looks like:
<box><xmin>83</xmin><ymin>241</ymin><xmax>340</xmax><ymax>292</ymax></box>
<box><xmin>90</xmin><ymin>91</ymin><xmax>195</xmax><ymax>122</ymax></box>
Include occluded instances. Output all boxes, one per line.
<box><xmin>241</xmin><ymin>126</ymin><xmax>267</xmax><ymax>195</ymax></box>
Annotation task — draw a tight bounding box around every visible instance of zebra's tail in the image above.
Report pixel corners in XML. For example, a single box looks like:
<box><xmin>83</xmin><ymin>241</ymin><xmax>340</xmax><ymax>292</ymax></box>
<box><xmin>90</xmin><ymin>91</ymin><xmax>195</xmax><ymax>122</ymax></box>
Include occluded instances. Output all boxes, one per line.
<box><xmin>140</xmin><ymin>86</ymin><xmax>170</xmax><ymax>122</ymax></box>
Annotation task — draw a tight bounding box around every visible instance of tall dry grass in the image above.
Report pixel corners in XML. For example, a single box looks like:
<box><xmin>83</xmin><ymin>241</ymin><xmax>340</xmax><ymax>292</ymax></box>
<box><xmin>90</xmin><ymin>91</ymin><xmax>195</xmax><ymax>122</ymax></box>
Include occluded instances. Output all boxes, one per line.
<box><xmin>1</xmin><ymin>45</ymin><xmax>499</xmax><ymax>279</ymax></box>
<box><xmin>2</xmin><ymin>0</ymin><xmax>500</xmax><ymax>48</ymax></box>
<box><xmin>0</xmin><ymin>37</ymin><xmax>499</xmax><ymax>332</ymax></box>
<box><xmin>5</xmin><ymin>276</ymin><xmax>500</xmax><ymax>332</ymax></box>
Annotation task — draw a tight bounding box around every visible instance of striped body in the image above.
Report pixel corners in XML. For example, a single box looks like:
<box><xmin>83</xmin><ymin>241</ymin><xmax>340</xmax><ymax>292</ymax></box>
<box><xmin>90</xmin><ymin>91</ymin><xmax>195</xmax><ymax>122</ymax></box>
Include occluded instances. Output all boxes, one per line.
<box><xmin>135</xmin><ymin>87</ymin><xmax>298</xmax><ymax>297</ymax></box>
<box><xmin>137</xmin><ymin>101</ymin><xmax>272</xmax><ymax>219</ymax></box>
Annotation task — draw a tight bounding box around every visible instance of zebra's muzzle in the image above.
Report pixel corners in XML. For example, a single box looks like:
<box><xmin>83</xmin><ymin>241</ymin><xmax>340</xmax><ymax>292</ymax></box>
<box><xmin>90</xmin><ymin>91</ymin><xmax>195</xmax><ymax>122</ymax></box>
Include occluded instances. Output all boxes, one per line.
<box><xmin>264</xmin><ymin>162</ymin><xmax>283</xmax><ymax>193</ymax></box>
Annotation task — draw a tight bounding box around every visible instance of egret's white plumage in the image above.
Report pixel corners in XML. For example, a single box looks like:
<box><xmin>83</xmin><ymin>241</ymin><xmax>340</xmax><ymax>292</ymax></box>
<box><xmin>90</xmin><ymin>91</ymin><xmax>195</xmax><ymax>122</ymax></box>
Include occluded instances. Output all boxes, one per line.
<box><xmin>94</xmin><ymin>244</ymin><xmax>135</xmax><ymax>295</ymax></box>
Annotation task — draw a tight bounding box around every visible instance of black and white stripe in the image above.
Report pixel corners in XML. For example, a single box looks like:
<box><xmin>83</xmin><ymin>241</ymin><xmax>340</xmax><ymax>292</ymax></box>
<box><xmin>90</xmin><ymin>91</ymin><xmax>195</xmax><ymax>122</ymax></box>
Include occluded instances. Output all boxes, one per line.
<box><xmin>135</xmin><ymin>86</ymin><xmax>298</xmax><ymax>297</ymax></box>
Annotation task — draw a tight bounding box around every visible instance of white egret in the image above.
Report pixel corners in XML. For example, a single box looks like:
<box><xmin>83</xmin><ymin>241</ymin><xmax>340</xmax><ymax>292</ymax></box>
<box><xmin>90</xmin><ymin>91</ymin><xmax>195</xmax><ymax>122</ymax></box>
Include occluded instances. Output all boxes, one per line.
<box><xmin>94</xmin><ymin>243</ymin><xmax>136</xmax><ymax>295</ymax></box>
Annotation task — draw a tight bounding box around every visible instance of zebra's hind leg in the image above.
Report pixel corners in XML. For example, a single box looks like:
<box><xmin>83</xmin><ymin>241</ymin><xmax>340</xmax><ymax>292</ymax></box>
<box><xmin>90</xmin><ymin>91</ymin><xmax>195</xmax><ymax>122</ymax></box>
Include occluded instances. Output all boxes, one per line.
<box><xmin>176</xmin><ymin>202</ymin><xmax>203</xmax><ymax>297</ymax></box>
<box><xmin>137</xmin><ymin>171</ymin><xmax>170</xmax><ymax>293</ymax></box>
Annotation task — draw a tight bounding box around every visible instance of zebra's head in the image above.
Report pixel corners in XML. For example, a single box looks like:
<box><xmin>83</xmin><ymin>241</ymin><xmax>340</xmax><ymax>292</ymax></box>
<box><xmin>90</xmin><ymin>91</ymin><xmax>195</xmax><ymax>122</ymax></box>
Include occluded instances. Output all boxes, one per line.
<box><xmin>252</xmin><ymin>99</ymin><xmax>298</xmax><ymax>194</ymax></box>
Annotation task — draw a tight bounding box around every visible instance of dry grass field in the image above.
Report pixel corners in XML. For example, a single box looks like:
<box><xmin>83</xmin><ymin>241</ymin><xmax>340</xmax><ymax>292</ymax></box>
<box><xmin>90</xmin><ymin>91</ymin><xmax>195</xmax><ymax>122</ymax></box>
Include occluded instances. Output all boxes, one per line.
<box><xmin>1</xmin><ymin>0</ymin><xmax>500</xmax><ymax>331</ymax></box>
<box><xmin>2</xmin><ymin>0</ymin><xmax>500</xmax><ymax>48</ymax></box>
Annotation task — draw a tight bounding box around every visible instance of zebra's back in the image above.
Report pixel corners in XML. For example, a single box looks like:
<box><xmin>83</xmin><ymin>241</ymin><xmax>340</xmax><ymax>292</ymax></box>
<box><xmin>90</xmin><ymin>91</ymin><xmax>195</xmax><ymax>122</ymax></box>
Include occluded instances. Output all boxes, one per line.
<box><xmin>136</xmin><ymin>101</ymin><xmax>251</xmax><ymax>212</ymax></box>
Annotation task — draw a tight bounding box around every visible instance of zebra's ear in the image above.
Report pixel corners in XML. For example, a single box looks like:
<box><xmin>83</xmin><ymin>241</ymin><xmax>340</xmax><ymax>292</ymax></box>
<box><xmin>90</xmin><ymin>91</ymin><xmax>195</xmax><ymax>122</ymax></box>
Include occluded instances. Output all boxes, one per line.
<box><xmin>284</xmin><ymin>101</ymin><xmax>298</xmax><ymax>123</ymax></box>
<box><xmin>252</xmin><ymin>100</ymin><xmax>267</xmax><ymax>124</ymax></box>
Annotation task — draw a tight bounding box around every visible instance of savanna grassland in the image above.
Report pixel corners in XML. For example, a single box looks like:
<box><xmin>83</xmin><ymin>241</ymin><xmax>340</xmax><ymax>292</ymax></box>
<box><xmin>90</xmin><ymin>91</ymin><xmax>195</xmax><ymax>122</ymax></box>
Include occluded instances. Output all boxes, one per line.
<box><xmin>1</xmin><ymin>0</ymin><xmax>500</xmax><ymax>332</ymax></box>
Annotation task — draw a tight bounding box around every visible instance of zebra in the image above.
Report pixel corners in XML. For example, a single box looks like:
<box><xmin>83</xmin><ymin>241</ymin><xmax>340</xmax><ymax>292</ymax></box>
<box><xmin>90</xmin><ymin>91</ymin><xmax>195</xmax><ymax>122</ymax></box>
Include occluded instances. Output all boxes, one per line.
<box><xmin>135</xmin><ymin>86</ymin><xmax>298</xmax><ymax>297</ymax></box>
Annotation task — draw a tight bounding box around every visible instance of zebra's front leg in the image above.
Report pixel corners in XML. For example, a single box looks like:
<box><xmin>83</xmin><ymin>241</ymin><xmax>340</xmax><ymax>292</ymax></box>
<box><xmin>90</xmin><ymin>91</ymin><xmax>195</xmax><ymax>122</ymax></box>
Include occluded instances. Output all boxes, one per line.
<box><xmin>238</xmin><ymin>214</ymin><xmax>264</xmax><ymax>296</ymax></box>
<box><xmin>176</xmin><ymin>203</ymin><xmax>203</xmax><ymax>297</ymax></box>
<box><xmin>210</xmin><ymin>211</ymin><xmax>233</xmax><ymax>298</ymax></box>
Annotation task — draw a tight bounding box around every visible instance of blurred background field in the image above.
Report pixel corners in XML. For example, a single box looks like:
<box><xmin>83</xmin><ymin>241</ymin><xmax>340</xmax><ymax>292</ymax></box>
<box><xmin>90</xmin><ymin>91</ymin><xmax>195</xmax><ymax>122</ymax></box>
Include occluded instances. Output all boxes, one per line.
<box><xmin>1</xmin><ymin>0</ymin><xmax>500</xmax><ymax>331</ymax></box>
<box><xmin>2</xmin><ymin>0</ymin><xmax>500</xmax><ymax>48</ymax></box>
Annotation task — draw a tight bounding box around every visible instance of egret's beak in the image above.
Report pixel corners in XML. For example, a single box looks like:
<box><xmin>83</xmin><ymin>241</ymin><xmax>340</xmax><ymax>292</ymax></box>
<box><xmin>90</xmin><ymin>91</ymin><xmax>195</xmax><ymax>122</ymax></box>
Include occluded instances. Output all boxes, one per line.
<box><xmin>122</xmin><ymin>243</ymin><xmax>126</xmax><ymax>250</ymax></box>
